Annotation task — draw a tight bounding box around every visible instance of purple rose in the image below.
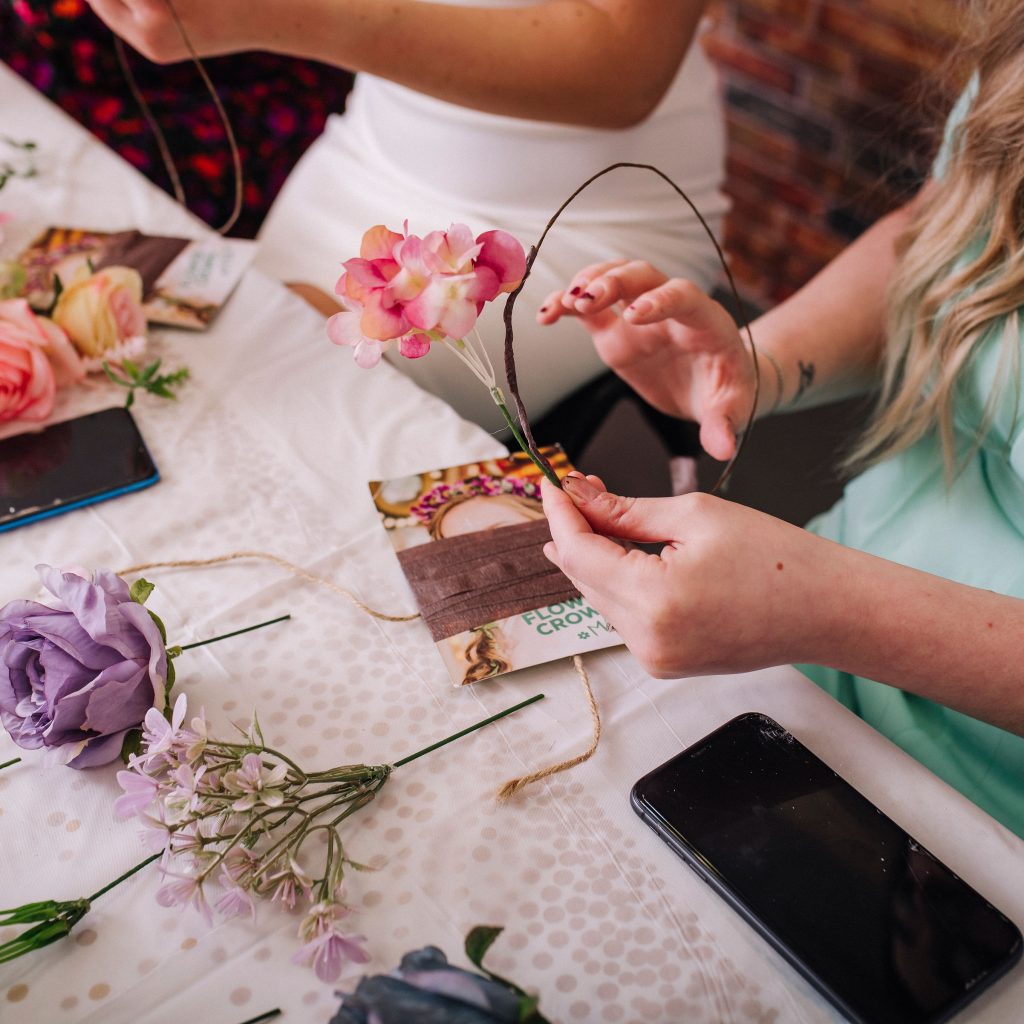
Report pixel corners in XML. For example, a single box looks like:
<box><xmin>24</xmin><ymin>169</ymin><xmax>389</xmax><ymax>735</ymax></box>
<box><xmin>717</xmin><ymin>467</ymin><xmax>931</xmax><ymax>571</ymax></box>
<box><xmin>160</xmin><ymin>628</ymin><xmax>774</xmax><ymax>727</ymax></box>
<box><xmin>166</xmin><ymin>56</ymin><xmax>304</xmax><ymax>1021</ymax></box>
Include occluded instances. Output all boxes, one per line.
<box><xmin>331</xmin><ymin>946</ymin><xmax>525</xmax><ymax>1024</ymax></box>
<box><xmin>0</xmin><ymin>565</ymin><xmax>167</xmax><ymax>768</ymax></box>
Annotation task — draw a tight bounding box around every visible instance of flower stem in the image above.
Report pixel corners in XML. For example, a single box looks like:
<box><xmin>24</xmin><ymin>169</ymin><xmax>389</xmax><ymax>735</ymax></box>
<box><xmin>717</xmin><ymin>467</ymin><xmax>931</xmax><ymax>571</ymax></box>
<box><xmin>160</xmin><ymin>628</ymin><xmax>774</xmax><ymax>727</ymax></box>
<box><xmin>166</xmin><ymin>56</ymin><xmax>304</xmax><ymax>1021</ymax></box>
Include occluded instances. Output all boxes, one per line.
<box><xmin>0</xmin><ymin>757</ymin><xmax>21</xmax><ymax>771</ymax></box>
<box><xmin>87</xmin><ymin>852</ymin><xmax>161</xmax><ymax>903</ymax></box>
<box><xmin>393</xmin><ymin>693</ymin><xmax>545</xmax><ymax>768</ymax></box>
<box><xmin>179</xmin><ymin>614</ymin><xmax>291</xmax><ymax>652</ymax></box>
<box><xmin>491</xmin><ymin>390</ymin><xmax>561</xmax><ymax>487</ymax></box>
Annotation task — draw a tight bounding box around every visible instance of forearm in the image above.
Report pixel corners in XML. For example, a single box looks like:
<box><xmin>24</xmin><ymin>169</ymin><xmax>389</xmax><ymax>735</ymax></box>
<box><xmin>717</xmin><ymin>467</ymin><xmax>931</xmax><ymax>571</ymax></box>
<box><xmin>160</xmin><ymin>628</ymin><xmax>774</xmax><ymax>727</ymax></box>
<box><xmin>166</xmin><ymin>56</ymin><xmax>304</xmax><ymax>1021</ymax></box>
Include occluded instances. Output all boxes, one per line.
<box><xmin>750</xmin><ymin>198</ymin><xmax>920</xmax><ymax>417</ymax></box>
<box><xmin>260</xmin><ymin>0</ymin><xmax>702</xmax><ymax>128</ymax></box>
<box><xmin>802</xmin><ymin>538</ymin><xmax>1024</xmax><ymax>734</ymax></box>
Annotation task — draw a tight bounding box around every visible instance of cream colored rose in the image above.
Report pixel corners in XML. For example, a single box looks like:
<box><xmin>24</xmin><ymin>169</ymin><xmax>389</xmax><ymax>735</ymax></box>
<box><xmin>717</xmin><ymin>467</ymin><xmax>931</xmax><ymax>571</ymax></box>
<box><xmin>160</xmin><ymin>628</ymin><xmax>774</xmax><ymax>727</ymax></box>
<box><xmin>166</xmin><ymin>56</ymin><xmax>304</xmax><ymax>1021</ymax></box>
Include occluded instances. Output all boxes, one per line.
<box><xmin>52</xmin><ymin>266</ymin><xmax>147</xmax><ymax>359</ymax></box>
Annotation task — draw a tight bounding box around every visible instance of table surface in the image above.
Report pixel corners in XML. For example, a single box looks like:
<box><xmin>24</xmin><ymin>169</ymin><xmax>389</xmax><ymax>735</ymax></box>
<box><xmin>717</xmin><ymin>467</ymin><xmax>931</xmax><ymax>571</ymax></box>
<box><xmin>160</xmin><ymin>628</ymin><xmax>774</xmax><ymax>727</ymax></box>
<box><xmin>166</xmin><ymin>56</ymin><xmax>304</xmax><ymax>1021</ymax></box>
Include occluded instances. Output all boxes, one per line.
<box><xmin>1</xmin><ymin>62</ymin><xmax>1022</xmax><ymax>1024</ymax></box>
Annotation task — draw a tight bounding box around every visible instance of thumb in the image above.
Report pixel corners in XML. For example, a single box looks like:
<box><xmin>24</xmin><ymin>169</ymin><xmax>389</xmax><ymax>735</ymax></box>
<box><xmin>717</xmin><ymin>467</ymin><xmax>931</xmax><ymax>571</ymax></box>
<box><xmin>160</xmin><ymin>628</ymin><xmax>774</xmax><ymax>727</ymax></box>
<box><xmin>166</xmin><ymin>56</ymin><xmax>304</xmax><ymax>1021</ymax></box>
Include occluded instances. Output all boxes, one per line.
<box><xmin>561</xmin><ymin>476</ymin><xmax>685</xmax><ymax>543</ymax></box>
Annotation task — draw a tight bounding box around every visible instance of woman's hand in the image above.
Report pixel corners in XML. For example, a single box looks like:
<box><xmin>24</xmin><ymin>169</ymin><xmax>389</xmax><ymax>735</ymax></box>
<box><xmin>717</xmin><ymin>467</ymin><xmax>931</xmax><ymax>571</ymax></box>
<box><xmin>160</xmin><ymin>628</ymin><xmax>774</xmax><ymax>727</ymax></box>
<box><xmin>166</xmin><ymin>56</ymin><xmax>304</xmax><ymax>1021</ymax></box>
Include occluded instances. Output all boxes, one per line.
<box><xmin>541</xmin><ymin>473</ymin><xmax>832</xmax><ymax>678</ymax></box>
<box><xmin>86</xmin><ymin>0</ymin><xmax>252</xmax><ymax>62</ymax></box>
<box><xmin>537</xmin><ymin>261</ymin><xmax>756</xmax><ymax>460</ymax></box>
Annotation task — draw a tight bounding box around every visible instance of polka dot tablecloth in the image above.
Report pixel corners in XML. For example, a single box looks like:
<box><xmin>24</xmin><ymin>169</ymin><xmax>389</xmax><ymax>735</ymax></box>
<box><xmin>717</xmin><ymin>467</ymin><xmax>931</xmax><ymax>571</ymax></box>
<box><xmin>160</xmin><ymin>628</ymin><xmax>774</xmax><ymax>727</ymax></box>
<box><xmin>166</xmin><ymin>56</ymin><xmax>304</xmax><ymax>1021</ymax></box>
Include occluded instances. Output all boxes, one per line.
<box><xmin>2</xmin><ymin>63</ymin><xmax>1023</xmax><ymax>1024</ymax></box>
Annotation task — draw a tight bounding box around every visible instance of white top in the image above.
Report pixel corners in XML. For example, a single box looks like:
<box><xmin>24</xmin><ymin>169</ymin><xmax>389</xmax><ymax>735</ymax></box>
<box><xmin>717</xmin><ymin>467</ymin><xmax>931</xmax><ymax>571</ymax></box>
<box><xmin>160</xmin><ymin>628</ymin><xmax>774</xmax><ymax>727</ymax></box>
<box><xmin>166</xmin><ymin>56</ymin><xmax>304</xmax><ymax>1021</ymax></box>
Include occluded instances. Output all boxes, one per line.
<box><xmin>255</xmin><ymin>21</ymin><xmax>728</xmax><ymax>429</ymax></box>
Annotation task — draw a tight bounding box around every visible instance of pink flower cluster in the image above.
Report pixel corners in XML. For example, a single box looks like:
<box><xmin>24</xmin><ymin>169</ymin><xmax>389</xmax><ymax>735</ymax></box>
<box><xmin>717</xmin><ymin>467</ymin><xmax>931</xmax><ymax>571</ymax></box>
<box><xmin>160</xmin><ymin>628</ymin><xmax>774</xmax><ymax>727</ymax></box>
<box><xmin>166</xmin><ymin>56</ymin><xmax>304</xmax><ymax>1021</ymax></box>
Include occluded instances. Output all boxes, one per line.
<box><xmin>327</xmin><ymin>222</ymin><xmax>526</xmax><ymax>368</ymax></box>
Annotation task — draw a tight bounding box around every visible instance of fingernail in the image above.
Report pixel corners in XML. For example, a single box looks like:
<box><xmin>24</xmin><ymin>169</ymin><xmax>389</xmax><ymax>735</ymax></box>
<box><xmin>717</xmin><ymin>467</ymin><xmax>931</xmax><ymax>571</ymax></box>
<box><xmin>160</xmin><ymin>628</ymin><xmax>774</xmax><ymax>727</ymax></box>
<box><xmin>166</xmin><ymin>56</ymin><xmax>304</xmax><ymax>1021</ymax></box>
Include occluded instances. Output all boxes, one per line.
<box><xmin>580</xmin><ymin>291</ymin><xmax>596</xmax><ymax>301</ymax></box>
<box><xmin>569</xmin><ymin>286</ymin><xmax>581</xmax><ymax>296</ymax></box>
<box><xmin>562</xmin><ymin>475</ymin><xmax>601</xmax><ymax>503</ymax></box>
<box><xmin>539</xmin><ymin>305</ymin><xmax>549</xmax><ymax>313</ymax></box>
<box><xmin>627</xmin><ymin>299</ymin><xmax>653</xmax><ymax>317</ymax></box>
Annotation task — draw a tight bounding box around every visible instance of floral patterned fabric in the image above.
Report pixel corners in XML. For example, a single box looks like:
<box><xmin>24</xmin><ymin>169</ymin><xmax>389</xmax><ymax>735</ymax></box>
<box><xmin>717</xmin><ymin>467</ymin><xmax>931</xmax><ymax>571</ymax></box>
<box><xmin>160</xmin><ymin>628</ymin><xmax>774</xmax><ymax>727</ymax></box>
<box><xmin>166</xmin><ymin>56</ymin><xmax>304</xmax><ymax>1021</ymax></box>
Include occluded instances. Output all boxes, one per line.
<box><xmin>1</xmin><ymin>0</ymin><xmax>354</xmax><ymax>238</ymax></box>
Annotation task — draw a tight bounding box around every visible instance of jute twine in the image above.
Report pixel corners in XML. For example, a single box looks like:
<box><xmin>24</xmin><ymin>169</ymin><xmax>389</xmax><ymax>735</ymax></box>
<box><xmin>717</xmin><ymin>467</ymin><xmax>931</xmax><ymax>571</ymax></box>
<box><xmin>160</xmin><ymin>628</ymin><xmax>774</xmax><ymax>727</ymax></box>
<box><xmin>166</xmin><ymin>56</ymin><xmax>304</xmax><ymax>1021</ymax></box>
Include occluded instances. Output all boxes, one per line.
<box><xmin>117</xmin><ymin>551</ymin><xmax>601</xmax><ymax>796</ymax></box>
<box><xmin>495</xmin><ymin>656</ymin><xmax>601</xmax><ymax>801</ymax></box>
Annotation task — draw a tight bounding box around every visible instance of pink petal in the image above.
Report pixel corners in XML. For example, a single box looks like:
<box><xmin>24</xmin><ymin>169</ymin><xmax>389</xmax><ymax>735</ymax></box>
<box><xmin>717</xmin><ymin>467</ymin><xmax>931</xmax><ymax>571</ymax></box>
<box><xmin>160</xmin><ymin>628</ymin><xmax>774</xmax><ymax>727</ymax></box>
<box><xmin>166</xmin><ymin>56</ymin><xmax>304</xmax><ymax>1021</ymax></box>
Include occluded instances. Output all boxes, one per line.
<box><xmin>359</xmin><ymin>225</ymin><xmax>403</xmax><ymax>261</ymax></box>
<box><xmin>398</xmin><ymin>333</ymin><xmax>431</xmax><ymax>359</ymax></box>
<box><xmin>359</xmin><ymin>291</ymin><xmax>408</xmax><ymax>341</ymax></box>
<box><xmin>353</xmin><ymin>339</ymin><xmax>383</xmax><ymax>368</ymax></box>
<box><xmin>476</xmin><ymin>229</ymin><xmax>527</xmax><ymax>292</ymax></box>
<box><xmin>326</xmin><ymin>310</ymin><xmax>364</xmax><ymax>347</ymax></box>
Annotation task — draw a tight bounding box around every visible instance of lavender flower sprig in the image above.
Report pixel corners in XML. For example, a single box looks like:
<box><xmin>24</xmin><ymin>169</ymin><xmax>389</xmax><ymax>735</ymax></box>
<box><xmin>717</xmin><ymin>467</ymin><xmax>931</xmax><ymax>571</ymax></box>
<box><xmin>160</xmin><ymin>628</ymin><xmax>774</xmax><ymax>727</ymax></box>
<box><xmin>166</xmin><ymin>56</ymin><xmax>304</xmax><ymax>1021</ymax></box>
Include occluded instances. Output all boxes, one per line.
<box><xmin>115</xmin><ymin>692</ymin><xmax>545</xmax><ymax>981</ymax></box>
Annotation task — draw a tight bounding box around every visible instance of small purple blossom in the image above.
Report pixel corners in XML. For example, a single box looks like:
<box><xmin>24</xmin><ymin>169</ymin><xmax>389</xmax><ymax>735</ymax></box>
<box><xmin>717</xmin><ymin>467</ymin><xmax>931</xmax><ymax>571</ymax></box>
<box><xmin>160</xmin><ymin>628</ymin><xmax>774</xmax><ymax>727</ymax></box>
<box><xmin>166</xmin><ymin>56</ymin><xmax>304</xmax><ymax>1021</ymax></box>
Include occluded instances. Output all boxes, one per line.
<box><xmin>294</xmin><ymin>902</ymin><xmax>371</xmax><ymax>982</ymax></box>
<box><xmin>222</xmin><ymin>752</ymin><xmax>288</xmax><ymax>811</ymax></box>
<box><xmin>156</xmin><ymin>870</ymin><xmax>213</xmax><ymax>925</ymax></box>
<box><xmin>114</xmin><ymin>769</ymin><xmax>159</xmax><ymax>818</ymax></box>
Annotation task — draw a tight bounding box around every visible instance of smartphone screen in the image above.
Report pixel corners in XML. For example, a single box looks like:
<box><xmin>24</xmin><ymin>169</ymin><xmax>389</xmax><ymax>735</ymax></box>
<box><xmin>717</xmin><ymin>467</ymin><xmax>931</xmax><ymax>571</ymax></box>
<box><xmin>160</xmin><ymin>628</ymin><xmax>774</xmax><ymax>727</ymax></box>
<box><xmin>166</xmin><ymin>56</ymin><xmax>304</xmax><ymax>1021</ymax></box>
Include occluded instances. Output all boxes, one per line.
<box><xmin>631</xmin><ymin>713</ymin><xmax>1022</xmax><ymax>1024</ymax></box>
<box><xmin>0</xmin><ymin>406</ymin><xmax>159</xmax><ymax>531</ymax></box>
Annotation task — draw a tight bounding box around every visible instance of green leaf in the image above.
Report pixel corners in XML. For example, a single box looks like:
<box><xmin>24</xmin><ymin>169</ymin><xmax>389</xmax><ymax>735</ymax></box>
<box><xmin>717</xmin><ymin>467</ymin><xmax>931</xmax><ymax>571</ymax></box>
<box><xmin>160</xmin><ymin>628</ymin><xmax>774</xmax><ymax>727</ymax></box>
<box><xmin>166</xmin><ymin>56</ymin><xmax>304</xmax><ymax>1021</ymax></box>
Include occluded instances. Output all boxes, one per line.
<box><xmin>102</xmin><ymin>362</ymin><xmax>129</xmax><ymax>387</ymax></box>
<box><xmin>45</xmin><ymin>274</ymin><xmax>63</xmax><ymax>318</ymax></box>
<box><xmin>130</xmin><ymin>578</ymin><xmax>155</xmax><ymax>605</ymax></box>
<box><xmin>125</xmin><ymin>390</ymin><xmax>135</xmax><ymax>410</ymax></box>
<box><xmin>141</xmin><ymin>359</ymin><xmax>162</xmax><ymax>382</ymax></box>
<box><xmin>465</xmin><ymin>925</ymin><xmax>504</xmax><ymax>970</ymax></box>
<box><xmin>120</xmin><ymin>729</ymin><xmax>143</xmax><ymax>763</ymax></box>
<box><xmin>0</xmin><ymin>901</ymin><xmax>62</xmax><ymax>925</ymax></box>
<box><xmin>517</xmin><ymin>994</ymin><xmax>541</xmax><ymax>1022</ymax></box>
<box><xmin>164</xmin><ymin>657</ymin><xmax>176</xmax><ymax>700</ymax></box>
<box><xmin>147</xmin><ymin>609</ymin><xmax>168</xmax><ymax>644</ymax></box>
<box><xmin>122</xmin><ymin>358</ymin><xmax>141</xmax><ymax>379</ymax></box>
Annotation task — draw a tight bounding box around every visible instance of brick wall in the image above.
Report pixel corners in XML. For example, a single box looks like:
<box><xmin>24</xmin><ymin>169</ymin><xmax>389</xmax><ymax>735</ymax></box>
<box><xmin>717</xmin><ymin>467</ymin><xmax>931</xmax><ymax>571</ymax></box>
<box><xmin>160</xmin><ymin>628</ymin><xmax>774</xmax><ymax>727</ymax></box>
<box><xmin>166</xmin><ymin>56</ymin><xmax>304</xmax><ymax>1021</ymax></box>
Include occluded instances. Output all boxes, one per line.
<box><xmin>702</xmin><ymin>0</ymin><xmax>967</xmax><ymax>306</ymax></box>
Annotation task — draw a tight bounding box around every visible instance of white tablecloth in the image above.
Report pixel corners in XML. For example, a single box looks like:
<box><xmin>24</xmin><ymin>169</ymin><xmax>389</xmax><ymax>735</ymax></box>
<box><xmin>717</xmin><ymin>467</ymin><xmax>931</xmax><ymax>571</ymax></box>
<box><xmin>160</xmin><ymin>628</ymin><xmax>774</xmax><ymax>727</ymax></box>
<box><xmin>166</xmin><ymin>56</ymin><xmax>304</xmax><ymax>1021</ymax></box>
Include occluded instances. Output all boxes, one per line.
<box><xmin>1</xmin><ymin>63</ymin><xmax>1022</xmax><ymax>1024</ymax></box>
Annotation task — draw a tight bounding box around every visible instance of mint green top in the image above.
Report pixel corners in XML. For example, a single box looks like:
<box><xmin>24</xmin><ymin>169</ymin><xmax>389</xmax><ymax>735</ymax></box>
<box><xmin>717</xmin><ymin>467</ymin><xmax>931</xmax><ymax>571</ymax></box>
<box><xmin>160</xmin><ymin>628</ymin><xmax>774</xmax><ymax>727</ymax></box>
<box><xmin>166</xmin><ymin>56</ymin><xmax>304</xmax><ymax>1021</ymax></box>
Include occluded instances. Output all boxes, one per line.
<box><xmin>801</xmin><ymin>82</ymin><xmax>1024</xmax><ymax>838</ymax></box>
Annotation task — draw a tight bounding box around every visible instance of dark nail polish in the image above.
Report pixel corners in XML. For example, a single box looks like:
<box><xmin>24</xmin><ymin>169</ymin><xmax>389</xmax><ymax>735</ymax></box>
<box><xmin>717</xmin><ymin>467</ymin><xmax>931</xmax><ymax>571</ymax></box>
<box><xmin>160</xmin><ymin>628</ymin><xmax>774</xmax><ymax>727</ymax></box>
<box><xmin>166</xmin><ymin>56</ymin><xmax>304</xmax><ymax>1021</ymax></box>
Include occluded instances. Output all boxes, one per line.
<box><xmin>581</xmin><ymin>291</ymin><xmax>595</xmax><ymax>300</ymax></box>
<box><xmin>539</xmin><ymin>305</ymin><xmax>549</xmax><ymax>313</ymax></box>
<box><xmin>569</xmin><ymin>286</ymin><xmax>581</xmax><ymax>296</ymax></box>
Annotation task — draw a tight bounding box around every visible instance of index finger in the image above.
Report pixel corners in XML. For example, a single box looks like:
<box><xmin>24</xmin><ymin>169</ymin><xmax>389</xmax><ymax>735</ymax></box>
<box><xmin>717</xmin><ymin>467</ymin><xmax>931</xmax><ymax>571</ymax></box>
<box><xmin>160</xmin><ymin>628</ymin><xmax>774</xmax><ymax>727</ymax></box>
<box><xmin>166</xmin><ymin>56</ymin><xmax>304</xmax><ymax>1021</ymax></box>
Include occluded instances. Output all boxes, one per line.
<box><xmin>542</xmin><ymin>479</ymin><xmax>635</xmax><ymax>590</ymax></box>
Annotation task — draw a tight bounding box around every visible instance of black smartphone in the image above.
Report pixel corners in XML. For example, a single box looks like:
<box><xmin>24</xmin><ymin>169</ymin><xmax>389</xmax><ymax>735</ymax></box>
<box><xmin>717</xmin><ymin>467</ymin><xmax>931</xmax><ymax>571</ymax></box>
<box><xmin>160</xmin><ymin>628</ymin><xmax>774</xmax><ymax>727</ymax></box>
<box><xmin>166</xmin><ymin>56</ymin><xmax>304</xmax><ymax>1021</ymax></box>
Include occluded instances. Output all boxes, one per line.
<box><xmin>631</xmin><ymin>712</ymin><xmax>1022</xmax><ymax>1024</ymax></box>
<box><xmin>0</xmin><ymin>406</ymin><xmax>159</xmax><ymax>532</ymax></box>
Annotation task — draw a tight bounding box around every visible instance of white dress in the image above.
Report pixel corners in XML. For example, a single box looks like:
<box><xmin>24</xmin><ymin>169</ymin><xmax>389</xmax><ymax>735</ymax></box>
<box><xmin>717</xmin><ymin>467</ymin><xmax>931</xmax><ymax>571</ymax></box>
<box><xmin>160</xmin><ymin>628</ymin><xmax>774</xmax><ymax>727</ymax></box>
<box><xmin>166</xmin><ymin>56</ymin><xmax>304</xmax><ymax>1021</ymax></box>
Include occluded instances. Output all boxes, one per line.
<box><xmin>255</xmin><ymin>13</ymin><xmax>727</xmax><ymax>432</ymax></box>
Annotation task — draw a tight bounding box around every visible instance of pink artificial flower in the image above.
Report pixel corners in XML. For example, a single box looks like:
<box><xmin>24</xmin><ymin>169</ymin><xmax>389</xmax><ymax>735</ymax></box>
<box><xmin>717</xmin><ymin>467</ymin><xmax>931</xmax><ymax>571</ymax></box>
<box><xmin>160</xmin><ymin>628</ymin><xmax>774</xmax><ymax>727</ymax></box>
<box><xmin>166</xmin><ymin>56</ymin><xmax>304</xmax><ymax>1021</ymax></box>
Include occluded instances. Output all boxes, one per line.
<box><xmin>327</xmin><ymin>222</ymin><xmax>526</xmax><ymax>368</ymax></box>
<box><xmin>405</xmin><ymin>270</ymin><xmax>497</xmax><ymax>339</ymax></box>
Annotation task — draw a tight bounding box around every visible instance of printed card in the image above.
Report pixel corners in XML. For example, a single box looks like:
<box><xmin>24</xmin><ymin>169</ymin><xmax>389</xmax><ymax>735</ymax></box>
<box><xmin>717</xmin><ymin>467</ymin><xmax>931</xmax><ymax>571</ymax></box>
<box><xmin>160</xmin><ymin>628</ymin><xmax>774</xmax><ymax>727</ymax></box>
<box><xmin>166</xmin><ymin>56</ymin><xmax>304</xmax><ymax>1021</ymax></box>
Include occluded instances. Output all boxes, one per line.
<box><xmin>18</xmin><ymin>227</ymin><xmax>256</xmax><ymax>329</ymax></box>
<box><xmin>370</xmin><ymin>446</ymin><xmax>620</xmax><ymax>686</ymax></box>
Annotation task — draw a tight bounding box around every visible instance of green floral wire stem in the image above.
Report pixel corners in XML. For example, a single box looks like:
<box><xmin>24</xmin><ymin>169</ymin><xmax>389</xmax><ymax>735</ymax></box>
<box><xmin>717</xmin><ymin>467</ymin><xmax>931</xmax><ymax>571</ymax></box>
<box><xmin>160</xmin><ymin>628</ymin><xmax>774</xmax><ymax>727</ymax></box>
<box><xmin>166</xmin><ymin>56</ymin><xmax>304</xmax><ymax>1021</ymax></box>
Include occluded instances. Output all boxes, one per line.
<box><xmin>491</xmin><ymin>388</ymin><xmax>561</xmax><ymax>488</ymax></box>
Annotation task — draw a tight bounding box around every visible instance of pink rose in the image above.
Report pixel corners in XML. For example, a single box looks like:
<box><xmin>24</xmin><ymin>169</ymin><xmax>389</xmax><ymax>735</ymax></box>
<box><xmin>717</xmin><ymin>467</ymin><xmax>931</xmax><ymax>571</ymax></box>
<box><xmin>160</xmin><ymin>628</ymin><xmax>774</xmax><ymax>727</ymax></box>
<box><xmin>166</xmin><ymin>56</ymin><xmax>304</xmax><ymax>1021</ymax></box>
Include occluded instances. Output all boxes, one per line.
<box><xmin>0</xmin><ymin>299</ymin><xmax>84</xmax><ymax>423</ymax></box>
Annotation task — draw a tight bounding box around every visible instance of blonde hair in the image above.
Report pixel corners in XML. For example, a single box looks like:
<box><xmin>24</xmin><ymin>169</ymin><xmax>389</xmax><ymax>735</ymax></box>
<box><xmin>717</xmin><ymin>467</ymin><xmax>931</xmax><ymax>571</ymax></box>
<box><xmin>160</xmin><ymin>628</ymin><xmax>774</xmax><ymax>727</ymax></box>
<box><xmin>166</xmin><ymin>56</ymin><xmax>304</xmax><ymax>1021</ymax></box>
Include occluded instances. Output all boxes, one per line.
<box><xmin>847</xmin><ymin>0</ymin><xmax>1024</xmax><ymax>476</ymax></box>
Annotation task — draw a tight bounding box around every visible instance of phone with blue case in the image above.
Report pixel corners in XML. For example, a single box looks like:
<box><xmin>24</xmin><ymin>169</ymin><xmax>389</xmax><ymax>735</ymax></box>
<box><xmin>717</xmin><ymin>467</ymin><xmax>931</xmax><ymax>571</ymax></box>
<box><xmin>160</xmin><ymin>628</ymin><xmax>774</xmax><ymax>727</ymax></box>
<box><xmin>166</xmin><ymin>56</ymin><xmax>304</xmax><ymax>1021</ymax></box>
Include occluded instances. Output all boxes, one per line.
<box><xmin>0</xmin><ymin>406</ymin><xmax>158</xmax><ymax>532</ymax></box>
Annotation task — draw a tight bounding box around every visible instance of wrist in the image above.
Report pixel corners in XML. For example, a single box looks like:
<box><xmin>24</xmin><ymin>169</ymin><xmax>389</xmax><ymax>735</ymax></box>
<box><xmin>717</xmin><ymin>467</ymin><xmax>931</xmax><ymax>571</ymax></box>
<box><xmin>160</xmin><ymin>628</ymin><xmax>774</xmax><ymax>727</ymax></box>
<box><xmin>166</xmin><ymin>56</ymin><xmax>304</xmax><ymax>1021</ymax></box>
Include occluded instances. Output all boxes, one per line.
<box><xmin>754</xmin><ymin>348</ymin><xmax>786</xmax><ymax>417</ymax></box>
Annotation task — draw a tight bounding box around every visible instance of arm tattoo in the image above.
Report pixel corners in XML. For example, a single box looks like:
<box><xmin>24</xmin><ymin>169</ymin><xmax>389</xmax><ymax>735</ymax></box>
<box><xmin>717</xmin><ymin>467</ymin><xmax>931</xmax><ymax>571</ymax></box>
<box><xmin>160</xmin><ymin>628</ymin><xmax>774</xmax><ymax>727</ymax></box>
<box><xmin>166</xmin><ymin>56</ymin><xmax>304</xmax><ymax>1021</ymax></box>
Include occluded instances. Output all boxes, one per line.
<box><xmin>795</xmin><ymin>360</ymin><xmax>816</xmax><ymax>403</ymax></box>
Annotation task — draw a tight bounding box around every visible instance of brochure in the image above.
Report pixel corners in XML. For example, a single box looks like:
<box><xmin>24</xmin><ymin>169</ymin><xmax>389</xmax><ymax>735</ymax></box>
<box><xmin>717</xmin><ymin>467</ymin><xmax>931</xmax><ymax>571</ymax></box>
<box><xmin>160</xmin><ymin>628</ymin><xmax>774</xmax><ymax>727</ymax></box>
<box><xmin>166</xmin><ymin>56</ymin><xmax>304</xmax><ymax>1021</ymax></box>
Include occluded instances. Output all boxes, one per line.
<box><xmin>370</xmin><ymin>446</ymin><xmax>621</xmax><ymax>686</ymax></box>
<box><xmin>19</xmin><ymin>226</ymin><xmax>256</xmax><ymax>329</ymax></box>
